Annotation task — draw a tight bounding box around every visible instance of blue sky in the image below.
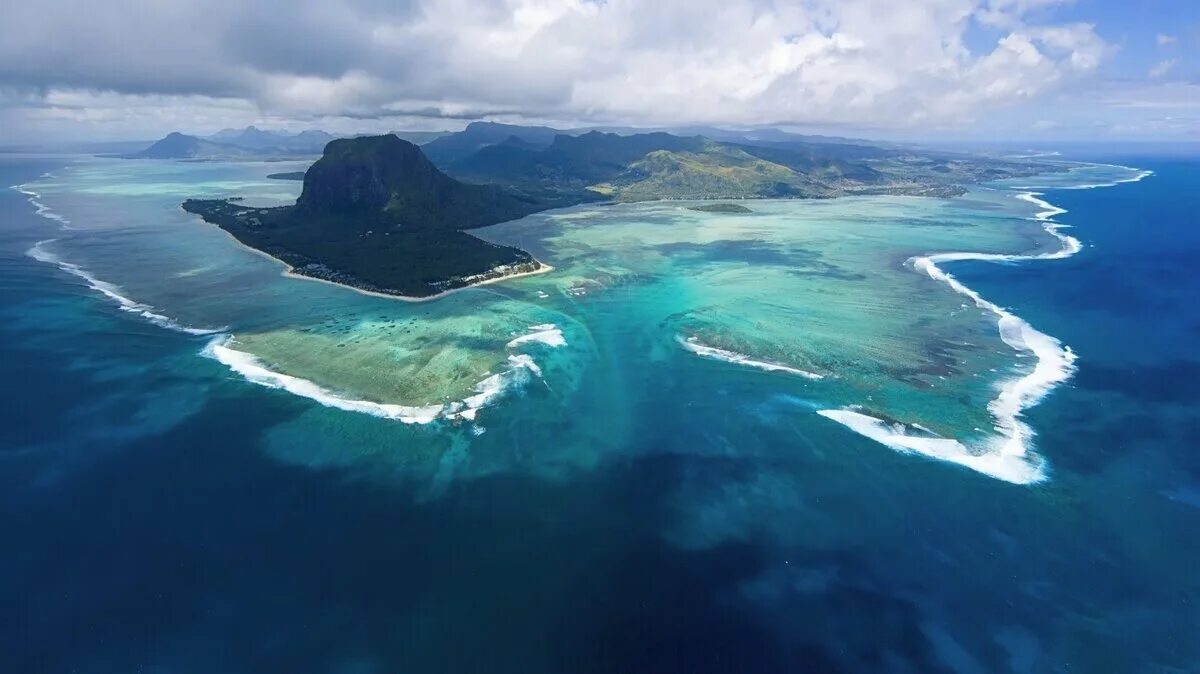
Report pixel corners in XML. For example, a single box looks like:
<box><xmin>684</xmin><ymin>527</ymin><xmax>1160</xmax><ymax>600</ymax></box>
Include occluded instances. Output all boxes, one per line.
<box><xmin>1</xmin><ymin>0</ymin><xmax>1197</xmax><ymax>143</ymax></box>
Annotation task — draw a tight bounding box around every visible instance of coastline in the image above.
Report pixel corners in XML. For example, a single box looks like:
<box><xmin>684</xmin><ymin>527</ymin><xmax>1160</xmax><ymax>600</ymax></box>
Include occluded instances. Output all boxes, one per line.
<box><xmin>816</xmin><ymin>168</ymin><xmax>1152</xmax><ymax>484</ymax></box>
<box><xmin>203</xmin><ymin>218</ymin><xmax>555</xmax><ymax>303</ymax></box>
<box><xmin>23</xmin><ymin>161</ymin><xmax>1144</xmax><ymax>467</ymax></box>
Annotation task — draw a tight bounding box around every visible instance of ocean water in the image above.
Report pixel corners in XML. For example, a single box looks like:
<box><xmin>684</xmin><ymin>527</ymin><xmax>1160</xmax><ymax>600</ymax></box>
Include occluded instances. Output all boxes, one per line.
<box><xmin>1</xmin><ymin>152</ymin><xmax>1197</xmax><ymax>673</ymax></box>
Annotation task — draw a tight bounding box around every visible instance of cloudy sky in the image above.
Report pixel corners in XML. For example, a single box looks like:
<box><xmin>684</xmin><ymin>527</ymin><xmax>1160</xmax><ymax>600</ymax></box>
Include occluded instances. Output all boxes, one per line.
<box><xmin>2</xmin><ymin>0</ymin><xmax>1197</xmax><ymax>143</ymax></box>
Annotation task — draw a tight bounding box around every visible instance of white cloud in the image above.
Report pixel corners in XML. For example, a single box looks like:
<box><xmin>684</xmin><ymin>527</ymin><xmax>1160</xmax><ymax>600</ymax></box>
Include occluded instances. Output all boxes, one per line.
<box><xmin>1104</xmin><ymin>82</ymin><xmax>1200</xmax><ymax>109</ymax></box>
<box><xmin>1148</xmin><ymin>59</ymin><xmax>1178</xmax><ymax>80</ymax></box>
<box><xmin>0</xmin><ymin>0</ymin><xmax>1117</xmax><ymax>141</ymax></box>
<box><xmin>1156</xmin><ymin>33</ymin><xmax>1177</xmax><ymax>46</ymax></box>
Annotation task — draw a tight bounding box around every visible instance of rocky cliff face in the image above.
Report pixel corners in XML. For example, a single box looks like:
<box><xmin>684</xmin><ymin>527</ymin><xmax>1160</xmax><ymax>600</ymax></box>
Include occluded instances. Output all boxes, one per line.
<box><xmin>295</xmin><ymin>135</ymin><xmax>537</xmax><ymax>229</ymax></box>
<box><xmin>297</xmin><ymin>136</ymin><xmax>448</xmax><ymax>212</ymax></box>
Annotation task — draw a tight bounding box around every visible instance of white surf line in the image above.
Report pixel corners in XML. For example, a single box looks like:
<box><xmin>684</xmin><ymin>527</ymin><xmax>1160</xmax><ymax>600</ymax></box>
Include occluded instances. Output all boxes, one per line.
<box><xmin>203</xmin><ymin>336</ymin><xmax>447</xmax><ymax>424</ymax></box>
<box><xmin>816</xmin><ymin>174</ymin><xmax>1156</xmax><ymax>484</ymax></box>
<box><xmin>679</xmin><ymin>335</ymin><xmax>824</xmax><ymax>380</ymax></box>
<box><xmin>1007</xmin><ymin>162</ymin><xmax>1154</xmax><ymax>190</ymax></box>
<box><xmin>26</xmin><ymin>240</ymin><xmax>224</xmax><ymax>336</ymax></box>
<box><xmin>203</xmin><ymin>324</ymin><xmax>565</xmax><ymax>425</ymax></box>
<box><xmin>506</xmin><ymin>323</ymin><xmax>567</xmax><ymax>349</ymax></box>
<box><xmin>1058</xmin><ymin>166</ymin><xmax>1153</xmax><ymax>190</ymax></box>
<box><xmin>13</xmin><ymin>173</ymin><xmax>567</xmax><ymax>426</ymax></box>
<box><xmin>11</xmin><ymin>181</ymin><xmax>74</xmax><ymax>229</ymax></box>
<box><xmin>17</xmin><ymin>174</ymin><xmax>222</xmax><ymax>336</ymax></box>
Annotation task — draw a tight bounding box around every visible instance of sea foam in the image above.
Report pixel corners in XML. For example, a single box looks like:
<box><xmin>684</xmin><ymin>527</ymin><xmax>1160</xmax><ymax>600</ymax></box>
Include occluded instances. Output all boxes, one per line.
<box><xmin>203</xmin><ymin>336</ymin><xmax>445</xmax><ymax>423</ymax></box>
<box><xmin>26</xmin><ymin>240</ymin><xmax>223</xmax><ymax>336</ymax></box>
<box><xmin>506</xmin><ymin>324</ymin><xmax>567</xmax><ymax>349</ymax></box>
<box><xmin>203</xmin><ymin>335</ymin><xmax>544</xmax><ymax>425</ymax></box>
<box><xmin>1007</xmin><ymin>163</ymin><xmax>1153</xmax><ymax>191</ymax></box>
<box><xmin>818</xmin><ymin>186</ymin><xmax>1097</xmax><ymax>485</ymax></box>
<box><xmin>17</xmin><ymin>176</ymin><xmax>547</xmax><ymax>426</ymax></box>
<box><xmin>679</xmin><ymin>336</ymin><xmax>824</xmax><ymax>380</ymax></box>
<box><xmin>12</xmin><ymin>183</ymin><xmax>73</xmax><ymax>228</ymax></box>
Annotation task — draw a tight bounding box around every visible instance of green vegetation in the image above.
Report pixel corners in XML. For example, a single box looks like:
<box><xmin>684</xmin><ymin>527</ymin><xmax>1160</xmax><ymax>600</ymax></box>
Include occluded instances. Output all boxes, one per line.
<box><xmin>182</xmin><ymin>127</ymin><xmax>1065</xmax><ymax>298</ymax></box>
<box><xmin>184</xmin><ymin>135</ymin><xmax>545</xmax><ymax>297</ymax></box>
<box><xmin>612</xmin><ymin>142</ymin><xmax>832</xmax><ymax>200</ymax></box>
<box><xmin>440</xmin><ymin>128</ymin><xmax>1055</xmax><ymax>202</ymax></box>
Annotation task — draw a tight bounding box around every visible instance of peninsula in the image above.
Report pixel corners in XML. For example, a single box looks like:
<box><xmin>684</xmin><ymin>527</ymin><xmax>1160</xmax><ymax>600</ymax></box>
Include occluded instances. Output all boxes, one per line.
<box><xmin>183</xmin><ymin>135</ymin><xmax>546</xmax><ymax>298</ymax></box>
<box><xmin>183</xmin><ymin>126</ymin><xmax>1064</xmax><ymax>298</ymax></box>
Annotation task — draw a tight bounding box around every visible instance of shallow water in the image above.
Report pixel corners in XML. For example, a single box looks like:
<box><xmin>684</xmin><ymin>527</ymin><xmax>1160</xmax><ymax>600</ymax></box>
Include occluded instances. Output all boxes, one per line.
<box><xmin>2</xmin><ymin>153</ymin><xmax>1196</xmax><ymax>673</ymax></box>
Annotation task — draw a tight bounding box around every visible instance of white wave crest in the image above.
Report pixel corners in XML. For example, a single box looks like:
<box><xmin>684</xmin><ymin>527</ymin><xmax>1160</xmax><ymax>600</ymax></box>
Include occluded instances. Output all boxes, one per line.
<box><xmin>679</xmin><ymin>336</ymin><xmax>824</xmax><ymax>380</ymax></box>
<box><xmin>506</xmin><ymin>323</ymin><xmax>566</xmax><ymax>349</ymax></box>
<box><xmin>203</xmin><ymin>335</ymin><xmax>543</xmax><ymax>425</ymax></box>
<box><xmin>203</xmin><ymin>336</ymin><xmax>445</xmax><ymax>423</ymax></box>
<box><xmin>820</xmin><ymin>185</ymin><xmax>1101</xmax><ymax>484</ymax></box>
<box><xmin>12</xmin><ymin>183</ymin><xmax>73</xmax><ymax>228</ymax></box>
<box><xmin>816</xmin><ymin>409</ymin><xmax>1045</xmax><ymax>484</ymax></box>
<box><xmin>26</xmin><ymin>240</ymin><xmax>223</xmax><ymax>336</ymax></box>
<box><xmin>455</xmin><ymin>354</ymin><xmax>542</xmax><ymax>421</ymax></box>
<box><xmin>1007</xmin><ymin>162</ymin><xmax>1153</xmax><ymax>191</ymax></box>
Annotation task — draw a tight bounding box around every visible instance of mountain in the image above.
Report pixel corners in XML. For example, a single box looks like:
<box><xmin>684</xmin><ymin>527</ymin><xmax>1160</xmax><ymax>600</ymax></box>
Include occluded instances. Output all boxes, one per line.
<box><xmin>126</xmin><ymin>128</ymin><xmax>336</xmax><ymax>159</ymax></box>
<box><xmin>437</xmin><ymin>125</ymin><xmax>1058</xmax><ymax>201</ymax></box>
<box><xmin>180</xmin><ymin>128</ymin><xmax>1064</xmax><ymax>295</ymax></box>
<box><xmin>608</xmin><ymin>142</ymin><xmax>836</xmax><ymax>200</ymax></box>
<box><xmin>295</xmin><ymin>135</ymin><xmax>537</xmax><ymax>227</ymax></box>
<box><xmin>130</xmin><ymin>128</ymin><xmax>453</xmax><ymax>161</ymax></box>
<box><xmin>207</xmin><ymin>126</ymin><xmax>334</xmax><ymax>153</ymax></box>
<box><xmin>421</xmin><ymin>121</ymin><xmax>561</xmax><ymax>166</ymax></box>
<box><xmin>293</xmin><ymin>129</ymin><xmax>336</xmax><ymax>149</ymax></box>
<box><xmin>444</xmin><ymin>130</ymin><xmax>711</xmax><ymax>203</ymax></box>
<box><xmin>391</xmin><ymin>130</ymin><xmax>451</xmax><ymax>145</ymax></box>
<box><xmin>182</xmin><ymin>135</ymin><xmax>545</xmax><ymax>297</ymax></box>
<box><xmin>126</xmin><ymin>132</ymin><xmax>252</xmax><ymax>159</ymax></box>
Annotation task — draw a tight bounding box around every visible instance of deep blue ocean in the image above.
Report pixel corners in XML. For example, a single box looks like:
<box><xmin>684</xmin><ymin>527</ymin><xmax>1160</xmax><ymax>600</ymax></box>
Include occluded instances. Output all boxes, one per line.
<box><xmin>1</xmin><ymin>154</ymin><xmax>1197</xmax><ymax>673</ymax></box>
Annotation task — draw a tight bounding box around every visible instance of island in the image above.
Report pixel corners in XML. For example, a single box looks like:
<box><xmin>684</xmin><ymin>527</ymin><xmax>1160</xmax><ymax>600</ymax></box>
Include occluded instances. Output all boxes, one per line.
<box><xmin>182</xmin><ymin>126</ymin><xmax>1065</xmax><ymax>299</ymax></box>
<box><xmin>184</xmin><ymin>135</ymin><xmax>548</xmax><ymax>298</ymax></box>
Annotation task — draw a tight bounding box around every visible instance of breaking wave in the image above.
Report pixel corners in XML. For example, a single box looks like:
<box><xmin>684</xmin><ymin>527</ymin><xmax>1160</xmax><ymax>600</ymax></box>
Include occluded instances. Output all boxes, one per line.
<box><xmin>16</xmin><ymin>172</ymin><xmax>560</xmax><ymax>426</ymax></box>
<box><xmin>203</xmin><ymin>335</ymin><xmax>548</xmax><ymax>425</ymax></box>
<box><xmin>506</xmin><ymin>323</ymin><xmax>567</xmax><ymax>349</ymax></box>
<box><xmin>1008</xmin><ymin>162</ymin><xmax>1153</xmax><ymax>191</ymax></box>
<box><xmin>12</xmin><ymin>183</ymin><xmax>73</xmax><ymax>228</ymax></box>
<box><xmin>817</xmin><ymin>179</ymin><xmax>1118</xmax><ymax>484</ymax></box>
<box><xmin>26</xmin><ymin>240</ymin><xmax>223</xmax><ymax>336</ymax></box>
<box><xmin>679</xmin><ymin>336</ymin><xmax>824</xmax><ymax>380</ymax></box>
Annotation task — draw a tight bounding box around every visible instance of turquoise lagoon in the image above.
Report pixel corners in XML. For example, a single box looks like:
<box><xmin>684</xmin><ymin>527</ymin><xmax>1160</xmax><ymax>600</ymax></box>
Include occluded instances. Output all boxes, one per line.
<box><xmin>19</xmin><ymin>157</ymin><xmax>1147</xmax><ymax>484</ymax></box>
<box><xmin>7</xmin><ymin>153</ymin><xmax>1198</xmax><ymax>673</ymax></box>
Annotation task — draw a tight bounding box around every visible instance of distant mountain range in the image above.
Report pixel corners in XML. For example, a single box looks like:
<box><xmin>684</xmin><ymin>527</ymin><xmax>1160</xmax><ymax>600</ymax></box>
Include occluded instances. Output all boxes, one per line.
<box><xmin>126</xmin><ymin>127</ymin><xmax>335</xmax><ymax>159</ymax></box>
<box><xmin>208</xmin><ymin>126</ymin><xmax>335</xmax><ymax>152</ymax></box>
<box><xmin>421</xmin><ymin>122</ymin><xmax>1055</xmax><ymax>202</ymax></box>
<box><xmin>124</xmin><ymin>126</ymin><xmax>453</xmax><ymax>160</ymax></box>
